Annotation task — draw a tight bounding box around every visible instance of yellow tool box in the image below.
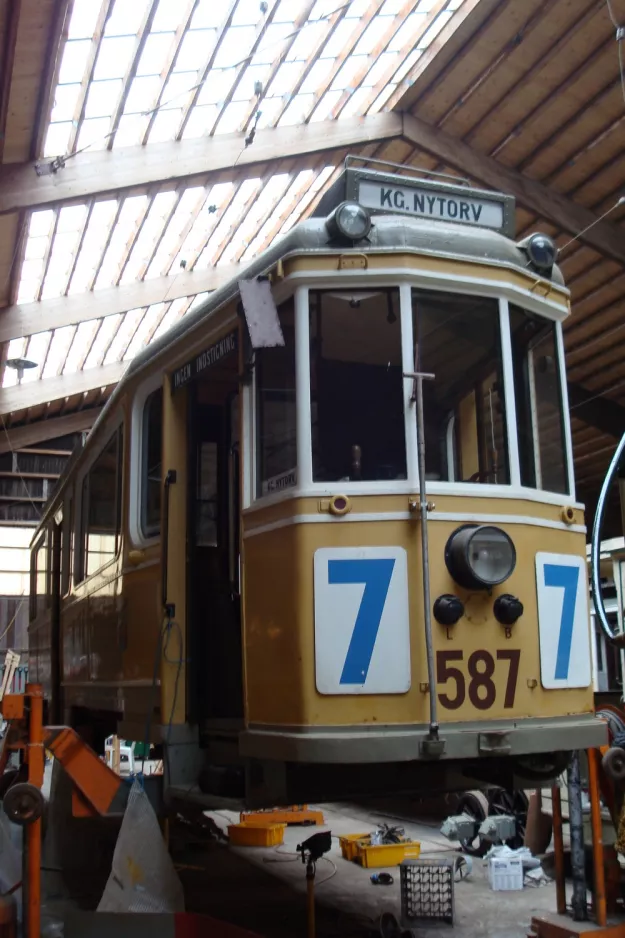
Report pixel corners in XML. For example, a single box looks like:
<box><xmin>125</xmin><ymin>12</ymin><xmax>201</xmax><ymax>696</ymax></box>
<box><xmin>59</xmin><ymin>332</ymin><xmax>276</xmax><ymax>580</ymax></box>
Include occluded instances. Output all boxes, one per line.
<box><xmin>228</xmin><ymin>822</ymin><xmax>286</xmax><ymax>847</ymax></box>
<box><xmin>239</xmin><ymin>805</ymin><xmax>325</xmax><ymax>826</ymax></box>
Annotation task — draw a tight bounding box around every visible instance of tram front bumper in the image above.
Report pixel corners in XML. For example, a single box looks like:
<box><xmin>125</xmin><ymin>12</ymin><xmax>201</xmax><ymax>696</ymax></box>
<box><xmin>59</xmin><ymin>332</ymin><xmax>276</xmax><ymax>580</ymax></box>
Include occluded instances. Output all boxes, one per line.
<box><xmin>239</xmin><ymin>713</ymin><xmax>607</xmax><ymax>764</ymax></box>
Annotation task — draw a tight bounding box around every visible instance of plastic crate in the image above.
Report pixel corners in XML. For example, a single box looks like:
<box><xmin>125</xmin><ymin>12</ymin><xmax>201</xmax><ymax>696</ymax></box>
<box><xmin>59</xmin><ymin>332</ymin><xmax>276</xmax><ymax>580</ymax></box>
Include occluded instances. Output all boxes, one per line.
<box><xmin>228</xmin><ymin>822</ymin><xmax>286</xmax><ymax>847</ymax></box>
<box><xmin>339</xmin><ymin>833</ymin><xmax>371</xmax><ymax>860</ymax></box>
<box><xmin>400</xmin><ymin>858</ymin><xmax>455</xmax><ymax>926</ymax></box>
<box><xmin>356</xmin><ymin>839</ymin><xmax>421</xmax><ymax>868</ymax></box>
<box><xmin>488</xmin><ymin>856</ymin><xmax>523</xmax><ymax>891</ymax></box>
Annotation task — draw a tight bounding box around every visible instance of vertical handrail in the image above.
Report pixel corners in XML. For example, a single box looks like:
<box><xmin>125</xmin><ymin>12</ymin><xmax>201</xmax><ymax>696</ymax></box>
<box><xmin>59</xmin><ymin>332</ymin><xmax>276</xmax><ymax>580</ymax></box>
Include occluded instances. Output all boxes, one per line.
<box><xmin>161</xmin><ymin>469</ymin><xmax>177</xmax><ymax>614</ymax></box>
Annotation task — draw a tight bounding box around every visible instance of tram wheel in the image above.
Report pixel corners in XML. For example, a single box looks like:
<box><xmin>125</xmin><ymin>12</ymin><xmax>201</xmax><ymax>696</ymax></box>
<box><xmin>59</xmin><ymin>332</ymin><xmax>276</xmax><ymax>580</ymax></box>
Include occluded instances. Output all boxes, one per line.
<box><xmin>602</xmin><ymin>746</ymin><xmax>625</xmax><ymax>784</ymax></box>
<box><xmin>455</xmin><ymin>791</ymin><xmax>489</xmax><ymax>857</ymax></box>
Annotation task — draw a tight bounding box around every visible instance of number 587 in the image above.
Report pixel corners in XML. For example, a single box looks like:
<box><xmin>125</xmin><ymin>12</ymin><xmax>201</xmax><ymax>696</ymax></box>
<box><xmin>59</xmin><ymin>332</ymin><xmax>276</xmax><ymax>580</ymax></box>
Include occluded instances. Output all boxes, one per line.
<box><xmin>436</xmin><ymin>649</ymin><xmax>521</xmax><ymax>711</ymax></box>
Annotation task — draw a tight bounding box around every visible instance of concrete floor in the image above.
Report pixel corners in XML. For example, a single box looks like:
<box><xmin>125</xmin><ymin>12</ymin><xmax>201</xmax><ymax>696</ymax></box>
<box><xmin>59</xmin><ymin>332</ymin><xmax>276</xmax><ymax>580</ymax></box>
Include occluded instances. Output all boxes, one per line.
<box><xmin>171</xmin><ymin>800</ymin><xmax>561</xmax><ymax>938</ymax></box>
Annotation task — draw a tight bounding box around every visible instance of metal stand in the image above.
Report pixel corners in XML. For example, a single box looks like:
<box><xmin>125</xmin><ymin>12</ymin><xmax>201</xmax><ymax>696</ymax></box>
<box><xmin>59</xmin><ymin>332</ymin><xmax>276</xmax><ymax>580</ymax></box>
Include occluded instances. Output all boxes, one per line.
<box><xmin>530</xmin><ymin>748</ymin><xmax>623</xmax><ymax>938</ymax></box>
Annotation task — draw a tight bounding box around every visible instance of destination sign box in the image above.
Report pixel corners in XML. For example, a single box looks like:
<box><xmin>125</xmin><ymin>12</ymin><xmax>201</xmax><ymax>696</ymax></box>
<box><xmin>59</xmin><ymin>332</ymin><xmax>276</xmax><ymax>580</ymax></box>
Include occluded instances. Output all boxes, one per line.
<box><xmin>172</xmin><ymin>329</ymin><xmax>238</xmax><ymax>392</ymax></box>
<box><xmin>358</xmin><ymin>179</ymin><xmax>505</xmax><ymax>230</ymax></box>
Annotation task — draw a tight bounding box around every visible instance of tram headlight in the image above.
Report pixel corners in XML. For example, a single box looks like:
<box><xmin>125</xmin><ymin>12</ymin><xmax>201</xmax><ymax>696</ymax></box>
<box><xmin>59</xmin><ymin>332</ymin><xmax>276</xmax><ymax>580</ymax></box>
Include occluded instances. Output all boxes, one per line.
<box><xmin>326</xmin><ymin>201</ymin><xmax>372</xmax><ymax>242</ymax></box>
<box><xmin>519</xmin><ymin>232</ymin><xmax>557</xmax><ymax>273</ymax></box>
<box><xmin>444</xmin><ymin>525</ymin><xmax>516</xmax><ymax>590</ymax></box>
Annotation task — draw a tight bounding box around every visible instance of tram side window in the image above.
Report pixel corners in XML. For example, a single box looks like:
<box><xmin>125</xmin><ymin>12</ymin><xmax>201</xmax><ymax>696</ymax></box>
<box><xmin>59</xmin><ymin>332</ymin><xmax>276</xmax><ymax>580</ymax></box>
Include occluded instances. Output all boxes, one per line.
<box><xmin>256</xmin><ymin>298</ymin><xmax>296</xmax><ymax>496</ymax></box>
<box><xmin>142</xmin><ymin>388</ymin><xmax>163</xmax><ymax>536</ymax></box>
<box><xmin>61</xmin><ymin>489</ymin><xmax>73</xmax><ymax>595</ymax></box>
<box><xmin>310</xmin><ymin>289</ymin><xmax>405</xmax><ymax>482</ymax></box>
<box><xmin>412</xmin><ymin>289</ymin><xmax>508</xmax><ymax>484</ymax></box>
<box><xmin>29</xmin><ymin>534</ymin><xmax>48</xmax><ymax>620</ymax></box>
<box><xmin>78</xmin><ymin>428</ymin><xmax>123</xmax><ymax>580</ymax></box>
<box><xmin>509</xmin><ymin>306</ymin><xmax>568</xmax><ymax>494</ymax></box>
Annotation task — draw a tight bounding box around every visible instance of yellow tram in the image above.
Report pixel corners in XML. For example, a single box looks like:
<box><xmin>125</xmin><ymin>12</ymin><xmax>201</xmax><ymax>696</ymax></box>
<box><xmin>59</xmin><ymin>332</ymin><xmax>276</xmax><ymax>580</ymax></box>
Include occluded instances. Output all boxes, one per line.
<box><xmin>28</xmin><ymin>160</ymin><xmax>607</xmax><ymax>805</ymax></box>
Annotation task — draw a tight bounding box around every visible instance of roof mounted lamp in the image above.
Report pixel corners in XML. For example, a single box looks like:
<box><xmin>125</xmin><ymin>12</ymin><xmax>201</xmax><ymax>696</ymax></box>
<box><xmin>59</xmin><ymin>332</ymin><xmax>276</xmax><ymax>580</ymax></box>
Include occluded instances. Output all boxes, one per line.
<box><xmin>6</xmin><ymin>358</ymin><xmax>37</xmax><ymax>380</ymax></box>
<box><xmin>326</xmin><ymin>201</ymin><xmax>372</xmax><ymax>242</ymax></box>
<box><xmin>518</xmin><ymin>232</ymin><xmax>557</xmax><ymax>275</ymax></box>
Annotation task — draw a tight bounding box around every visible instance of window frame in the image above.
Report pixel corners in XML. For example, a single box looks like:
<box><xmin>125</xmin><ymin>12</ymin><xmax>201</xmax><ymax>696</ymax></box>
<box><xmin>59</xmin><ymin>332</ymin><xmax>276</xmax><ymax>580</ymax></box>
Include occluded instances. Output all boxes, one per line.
<box><xmin>245</xmin><ymin>273</ymin><xmax>578</xmax><ymax>510</ymax></box>
<box><xmin>74</xmin><ymin>417</ymin><xmax>124</xmax><ymax>584</ymax></box>
<box><xmin>129</xmin><ymin>373</ymin><xmax>163</xmax><ymax>546</ymax></box>
<box><xmin>141</xmin><ymin>386</ymin><xmax>163</xmax><ymax>539</ymax></box>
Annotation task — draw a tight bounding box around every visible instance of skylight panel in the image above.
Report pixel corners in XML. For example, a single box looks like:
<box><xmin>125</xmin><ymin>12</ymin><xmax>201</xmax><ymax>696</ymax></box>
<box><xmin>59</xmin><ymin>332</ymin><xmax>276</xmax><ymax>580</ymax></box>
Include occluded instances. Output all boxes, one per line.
<box><xmin>16</xmin><ymin>263</ymin><xmax>43</xmax><ymax>304</ymax></box>
<box><xmin>353</xmin><ymin>18</ymin><xmax>393</xmax><ymax>55</ymax></box>
<box><xmin>191</xmin><ymin>2</ymin><xmax>223</xmax><ymax>29</ymax></box>
<box><xmin>43</xmin><ymin>326</ymin><xmax>76</xmax><ymax>378</ymax></box>
<box><xmin>76</xmin><ymin>116</ymin><xmax>111</xmax><ymax>152</ymax></box>
<box><xmin>153</xmin><ymin>305</ymin><xmax>181</xmax><ymax>340</ymax></box>
<box><xmin>214</xmin><ymin>27</ymin><xmax>257</xmax><ymax>68</ymax></box>
<box><xmin>160</xmin><ymin>73</ymin><xmax>198</xmax><ymax>109</ymax></box>
<box><xmin>51</xmin><ymin>84</ymin><xmax>81</xmax><ymax>123</ymax></box>
<box><xmin>121</xmin><ymin>191</ymin><xmax>178</xmax><ymax>282</ymax></box>
<box><xmin>147</xmin><ymin>108</ymin><xmax>184</xmax><ymax>142</ymax></box>
<box><xmin>105</xmin><ymin>0</ymin><xmax>151</xmax><ymax>36</ymax></box>
<box><xmin>330</xmin><ymin>55</ymin><xmax>368</xmax><ymax>91</ymax></box>
<box><xmin>123</xmin><ymin>75</ymin><xmax>162</xmax><ymax>114</ymax></box>
<box><xmin>285</xmin><ymin>21</ymin><xmax>326</xmax><ymax>61</ymax></box>
<box><xmin>255</xmin><ymin>97</ymin><xmax>284</xmax><ymax>128</ymax></box>
<box><xmin>363</xmin><ymin>50</ymin><xmax>397</xmax><ymax>86</ymax></box>
<box><xmin>68</xmin><ymin>0</ymin><xmax>103</xmax><ymax>40</ymax></box>
<box><xmin>380</xmin><ymin>0</ymin><xmax>406</xmax><ymax>12</ymax></box>
<box><xmin>197</xmin><ymin>69</ymin><xmax>235</xmax><ymax>106</ymax></box>
<box><xmin>233</xmin><ymin>0</ymin><xmax>271</xmax><ymax>27</ymax></box>
<box><xmin>137</xmin><ymin>33</ymin><xmax>175</xmax><ymax>76</ymax></box>
<box><xmin>180</xmin><ymin>104</ymin><xmax>219</xmax><ymax>139</ymax></box>
<box><xmin>234</xmin><ymin>63</ymin><xmax>272</xmax><ymax>102</ymax></box>
<box><xmin>213</xmin><ymin>101</ymin><xmax>251</xmax><ymax>135</ymax></box>
<box><xmin>309</xmin><ymin>88</ymin><xmax>342</xmax><ymax>121</ymax></box>
<box><xmin>84</xmin><ymin>80</ymin><xmax>122</xmax><ymax>120</ymax></box>
<box><xmin>310</xmin><ymin>0</ymin><xmax>342</xmax><ymax>20</ymax></box>
<box><xmin>93</xmin><ymin>196</ymin><xmax>149</xmax><ymax>289</ymax></box>
<box><xmin>22</xmin><ymin>332</ymin><xmax>52</xmax><ymax>383</ymax></box>
<box><xmin>299</xmin><ymin>58</ymin><xmax>334</xmax><ymax>95</ymax></box>
<box><xmin>390</xmin><ymin>46</ymin><xmax>422</xmax><ymax>82</ymax></box>
<box><xmin>124</xmin><ymin>303</ymin><xmax>167</xmax><ymax>359</ymax></box>
<box><xmin>58</xmin><ymin>39</ymin><xmax>92</xmax><ymax>84</ymax></box>
<box><xmin>419</xmin><ymin>10</ymin><xmax>453</xmax><ymax>48</ymax></box>
<box><xmin>277</xmin><ymin>93</ymin><xmax>315</xmax><ymax>126</ymax></box>
<box><xmin>339</xmin><ymin>85</ymin><xmax>373</xmax><ymax>117</ymax></box>
<box><xmin>386</xmin><ymin>12</ymin><xmax>423</xmax><ymax>51</ymax></box>
<box><xmin>80</xmin><ymin>318</ymin><xmax>117</xmax><ymax>370</ymax></box>
<box><xmin>321</xmin><ymin>19</ymin><xmax>356</xmax><ymax>59</ymax></box>
<box><xmin>112</xmin><ymin>115</ymin><xmax>148</xmax><ymax>148</ymax></box>
<box><xmin>251</xmin><ymin>23</ymin><xmax>296</xmax><ymax>65</ymax></box>
<box><xmin>24</xmin><ymin>238</ymin><xmax>47</xmax><ymax>262</ymax></box>
<box><xmin>173</xmin><ymin>30</ymin><xmax>217</xmax><ymax>72</ymax></box>
<box><xmin>30</xmin><ymin>208</ymin><xmax>55</xmax><ymax>239</ymax></box>
<box><xmin>57</xmin><ymin>204</ymin><xmax>89</xmax><ymax>234</ymax></box>
<box><xmin>3</xmin><ymin>339</ymin><xmax>26</xmax><ymax>387</ymax></box>
<box><xmin>367</xmin><ymin>82</ymin><xmax>397</xmax><ymax>113</ymax></box>
<box><xmin>266</xmin><ymin>61</ymin><xmax>305</xmax><ymax>98</ymax></box>
<box><xmin>188</xmin><ymin>292</ymin><xmax>209</xmax><ymax>311</ymax></box>
<box><xmin>153</xmin><ymin>0</ymin><xmax>186</xmax><ymax>32</ymax></box>
<box><xmin>44</xmin><ymin>122</ymin><xmax>72</xmax><ymax>158</ymax></box>
<box><xmin>94</xmin><ymin>36</ymin><xmax>137</xmax><ymax>81</ymax></box>
<box><xmin>104</xmin><ymin>309</ymin><xmax>146</xmax><ymax>364</ymax></box>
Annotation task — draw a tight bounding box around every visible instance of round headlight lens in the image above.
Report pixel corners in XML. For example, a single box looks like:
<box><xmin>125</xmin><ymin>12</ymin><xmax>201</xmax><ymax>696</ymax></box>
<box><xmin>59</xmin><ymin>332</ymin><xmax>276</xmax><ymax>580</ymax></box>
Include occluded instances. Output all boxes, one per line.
<box><xmin>445</xmin><ymin>525</ymin><xmax>516</xmax><ymax>590</ymax></box>
<box><xmin>526</xmin><ymin>232</ymin><xmax>556</xmax><ymax>271</ymax></box>
<box><xmin>326</xmin><ymin>201</ymin><xmax>372</xmax><ymax>241</ymax></box>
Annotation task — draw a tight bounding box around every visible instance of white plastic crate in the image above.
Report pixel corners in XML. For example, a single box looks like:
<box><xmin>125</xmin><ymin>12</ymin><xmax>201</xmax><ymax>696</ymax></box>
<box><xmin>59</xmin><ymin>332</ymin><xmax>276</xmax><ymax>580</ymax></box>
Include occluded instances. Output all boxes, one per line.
<box><xmin>488</xmin><ymin>856</ymin><xmax>523</xmax><ymax>891</ymax></box>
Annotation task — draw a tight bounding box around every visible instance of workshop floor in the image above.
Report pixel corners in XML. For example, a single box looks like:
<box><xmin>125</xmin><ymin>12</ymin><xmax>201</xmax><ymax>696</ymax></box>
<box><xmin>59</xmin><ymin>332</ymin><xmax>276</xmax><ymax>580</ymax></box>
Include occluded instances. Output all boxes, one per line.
<box><xmin>172</xmin><ymin>799</ymin><xmax>560</xmax><ymax>938</ymax></box>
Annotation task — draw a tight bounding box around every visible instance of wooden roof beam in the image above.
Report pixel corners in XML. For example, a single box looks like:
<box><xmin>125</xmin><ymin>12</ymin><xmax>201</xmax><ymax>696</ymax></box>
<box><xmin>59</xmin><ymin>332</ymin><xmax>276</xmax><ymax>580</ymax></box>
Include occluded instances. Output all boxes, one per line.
<box><xmin>401</xmin><ymin>114</ymin><xmax>625</xmax><ymax>269</ymax></box>
<box><xmin>0</xmin><ymin>113</ymin><xmax>401</xmax><ymax>213</ymax></box>
<box><xmin>568</xmin><ymin>381</ymin><xmax>625</xmax><ymax>440</ymax></box>
<box><xmin>0</xmin><ymin>264</ymin><xmax>241</xmax><ymax>343</ymax></box>
<box><xmin>0</xmin><ymin>362</ymin><xmax>126</xmax><ymax>417</ymax></box>
<box><xmin>0</xmin><ymin>408</ymin><xmax>102</xmax><ymax>454</ymax></box>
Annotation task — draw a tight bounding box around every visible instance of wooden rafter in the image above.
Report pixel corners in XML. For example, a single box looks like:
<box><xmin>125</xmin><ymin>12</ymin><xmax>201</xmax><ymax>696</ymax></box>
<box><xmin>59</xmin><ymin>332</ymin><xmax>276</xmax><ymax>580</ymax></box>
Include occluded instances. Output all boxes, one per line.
<box><xmin>86</xmin><ymin>198</ymin><xmax>123</xmax><ymax>291</ymax></box>
<box><xmin>0</xmin><ymin>112</ymin><xmax>401</xmax><ymax>212</ymax></box>
<box><xmin>0</xmin><ymin>361</ymin><xmax>127</xmax><ymax>416</ymax></box>
<box><xmin>0</xmin><ymin>265</ymin><xmax>241</xmax><ymax>343</ymax></box>
<box><xmin>111</xmin><ymin>193</ymin><xmax>152</xmax><ymax>285</ymax></box>
<box><xmin>0</xmin><ymin>0</ymin><xmax>22</xmax><ymax>163</ymax></box>
<box><xmin>0</xmin><ymin>407</ymin><xmax>102</xmax><ymax>454</ymax></box>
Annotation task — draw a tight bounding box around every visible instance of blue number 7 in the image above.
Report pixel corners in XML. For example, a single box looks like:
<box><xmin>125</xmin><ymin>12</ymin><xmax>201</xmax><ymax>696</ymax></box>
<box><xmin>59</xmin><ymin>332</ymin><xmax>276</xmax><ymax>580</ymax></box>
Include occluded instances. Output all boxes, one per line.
<box><xmin>543</xmin><ymin>564</ymin><xmax>579</xmax><ymax>680</ymax></box>
<box><xmin>328</xmin><ymin>559</ymin><xmax>395</xmax><ymax>684</ymax></box>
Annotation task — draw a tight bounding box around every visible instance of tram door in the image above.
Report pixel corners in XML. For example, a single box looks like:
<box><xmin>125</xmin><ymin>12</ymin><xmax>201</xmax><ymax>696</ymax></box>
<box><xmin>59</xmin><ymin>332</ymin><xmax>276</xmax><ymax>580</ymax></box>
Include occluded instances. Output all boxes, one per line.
<box><xmin>187</xmin><ymin>370</ymin><xmax>243</xmax><ymax>727</ymax></box>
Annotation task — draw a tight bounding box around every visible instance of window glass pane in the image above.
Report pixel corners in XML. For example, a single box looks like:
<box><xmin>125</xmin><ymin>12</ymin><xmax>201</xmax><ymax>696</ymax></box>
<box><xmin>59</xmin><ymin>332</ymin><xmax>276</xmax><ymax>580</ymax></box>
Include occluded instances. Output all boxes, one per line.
<box><xmin>142</xmin><ymin>389</ymin><xmax>163</xmax><ymax>535</ymax></box>
<box><xmin>83</xmin><ymin>429</ymin><xmax>122</xmax><ymax>577</ymax></box>
<box><xmin>509</xmin><ymin>306</ymin><xmax>568</xmax><ymax>494</ymax></box>
<box><xmin>310</xmin><ymin>289</ymin><xmax>405</xmax><ymax>482</ymax></box>
<box><xmin>412</xmin><ymin>289</ymin><xmax>508</xmax><ymax>484</ymax></box>
<box><xmin>31</xmin><ymin>537</ymin><xmax>48</xmax><ymax>619</ymax></box>
<box><xmin>255</xmin><ymin>297</ymin><xmax>296</xmax><ymax>495</ymax></box>
<box><xmin>61</xmin><ymin>492</ymin><xmax>73</xmax><ymax>595</ymax></box>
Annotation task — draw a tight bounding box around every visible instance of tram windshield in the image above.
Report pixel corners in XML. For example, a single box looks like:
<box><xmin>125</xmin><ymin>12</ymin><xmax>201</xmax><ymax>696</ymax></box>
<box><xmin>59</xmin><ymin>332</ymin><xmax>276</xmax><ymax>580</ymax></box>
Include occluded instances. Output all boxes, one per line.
<box><xmin>412</xmin><ymin>289</ymin><xmax>508</xmax><ymax>484</ymax></box>
<box><xmin>310</xmin><ymin>288</ymin><xmax>406</xmax><ymax>482</ymax></box>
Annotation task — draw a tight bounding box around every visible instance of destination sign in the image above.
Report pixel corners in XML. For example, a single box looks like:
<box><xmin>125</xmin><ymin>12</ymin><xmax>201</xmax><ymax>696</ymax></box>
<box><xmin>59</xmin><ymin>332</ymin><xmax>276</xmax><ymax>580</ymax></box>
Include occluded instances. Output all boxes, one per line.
<box><xmin>358</xmin><ymin>179</ymin><xmax>504</xmax><ymax>230</ymax></box>
<box><xmin>172</xmin><ymin>329</ymin><xmax>238</xmax><ymax>392</ymax></box>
